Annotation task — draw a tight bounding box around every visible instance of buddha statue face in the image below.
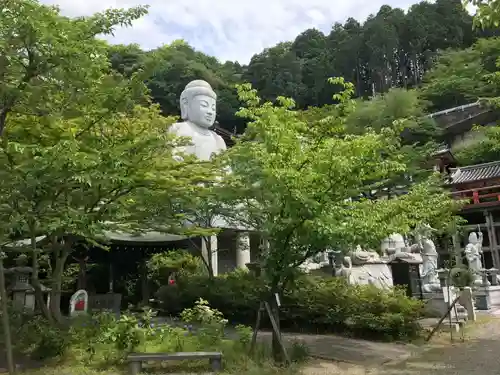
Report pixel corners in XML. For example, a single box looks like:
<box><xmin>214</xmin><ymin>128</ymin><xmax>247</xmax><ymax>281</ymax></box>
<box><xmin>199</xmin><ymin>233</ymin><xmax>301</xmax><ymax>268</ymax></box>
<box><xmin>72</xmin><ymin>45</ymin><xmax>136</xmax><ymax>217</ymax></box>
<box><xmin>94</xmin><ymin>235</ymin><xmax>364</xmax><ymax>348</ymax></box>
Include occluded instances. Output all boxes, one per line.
<box><xmin>187</xmin><ymin>95</ymin><xmax>216</xmax><ymax>129</ymax></box>
<box><xmin>180</xmin><ymin>80</ymin><xmax>217</xmax><ymax>129</ymax></box>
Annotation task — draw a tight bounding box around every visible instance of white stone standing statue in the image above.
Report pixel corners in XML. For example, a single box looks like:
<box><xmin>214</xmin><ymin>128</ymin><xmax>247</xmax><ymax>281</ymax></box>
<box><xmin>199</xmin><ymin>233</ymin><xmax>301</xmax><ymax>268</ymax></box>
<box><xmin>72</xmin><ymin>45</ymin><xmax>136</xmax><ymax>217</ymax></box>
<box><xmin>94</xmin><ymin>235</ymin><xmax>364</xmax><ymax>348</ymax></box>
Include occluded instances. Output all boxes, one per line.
<box><xmin>465</xmin><ymin>231</ymin><xmax>484</xmax><ymax>286</ymax></box>
<box><xmin>168</xmin><ymin>80</ymin><xmax>227</xmax><ymax>161</ymax></box>
<box><xmin>415</xmin><ymin>225</ymin><xmax>441</xmax><ymax>293</ymax></box>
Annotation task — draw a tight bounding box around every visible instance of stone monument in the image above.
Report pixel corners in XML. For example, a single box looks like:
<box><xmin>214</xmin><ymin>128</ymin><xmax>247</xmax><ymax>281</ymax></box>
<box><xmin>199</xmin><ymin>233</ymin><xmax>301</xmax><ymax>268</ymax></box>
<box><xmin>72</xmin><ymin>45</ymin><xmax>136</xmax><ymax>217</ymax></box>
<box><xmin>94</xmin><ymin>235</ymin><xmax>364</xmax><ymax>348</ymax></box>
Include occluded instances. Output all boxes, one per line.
<box><xmin>465</xmin><ymin>231</ymin><xmax>485</xmax><ymax>286</ymax></box>
<box><xmin>381</xmin><ymin>233</ymin><xmax>407</xmax><ymax>257</ymax></box>
<box><xmin>168</xmin><ymin>80</ymin><xmax>227</xmax><ymax>161</ymax></box>
<box><xmin>69</xmin><ymin>289</ymin><xmax>88</xmax><ymax>317</ymax></box>
<box><xmin>382</xmin><ymin>233</ymin><xmax>422</xmax><ymax>263</ymax></box>
<box><xmin>6</xmin><ymin>254</ymin><xmax>35</xmax><ymax>311</ymax></box>
<box><xmin>343</xmin><ymin>246</ymin><xmax>393</xmax><ymax>289</ymax></box>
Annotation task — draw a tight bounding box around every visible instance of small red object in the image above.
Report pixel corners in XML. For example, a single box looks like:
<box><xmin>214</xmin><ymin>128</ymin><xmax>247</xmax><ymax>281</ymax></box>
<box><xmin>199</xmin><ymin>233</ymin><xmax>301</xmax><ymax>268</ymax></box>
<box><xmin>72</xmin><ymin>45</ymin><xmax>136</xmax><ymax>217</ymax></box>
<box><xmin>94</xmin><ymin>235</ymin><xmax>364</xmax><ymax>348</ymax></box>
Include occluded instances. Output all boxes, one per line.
<box><xmin>169</xmin><ymin>279</ymin><xmax>175</xmax><ymax>285</ymax></box>
<box><xmin>75</xmin><ymin>299</ymin><xmax>85</xmax><ymax>311</ymax></box>
<box><xmin>473</xmin><ymin>190</ymin><xmax>479</xmax><ymax>204</ymax></box>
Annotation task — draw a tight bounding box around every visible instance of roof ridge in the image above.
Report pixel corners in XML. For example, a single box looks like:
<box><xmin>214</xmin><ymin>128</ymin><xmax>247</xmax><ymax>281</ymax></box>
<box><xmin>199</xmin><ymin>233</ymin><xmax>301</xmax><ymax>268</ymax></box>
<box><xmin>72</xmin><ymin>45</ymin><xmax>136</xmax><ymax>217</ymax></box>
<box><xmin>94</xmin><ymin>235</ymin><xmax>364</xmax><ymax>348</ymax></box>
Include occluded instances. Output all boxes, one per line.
<box><xmin>449</xmin><ymin>160</ymin><xmax>500</xmax><ymax>185</ymax></box>
<box><xmin>427</xmin><ymin>101</ymin><xmax>481</xmax><ymax>118</ymax></box>
<box><xmin>459</xmin><ymin>160</ymin><xmax>500</xmax><ymax>170</ymax></box>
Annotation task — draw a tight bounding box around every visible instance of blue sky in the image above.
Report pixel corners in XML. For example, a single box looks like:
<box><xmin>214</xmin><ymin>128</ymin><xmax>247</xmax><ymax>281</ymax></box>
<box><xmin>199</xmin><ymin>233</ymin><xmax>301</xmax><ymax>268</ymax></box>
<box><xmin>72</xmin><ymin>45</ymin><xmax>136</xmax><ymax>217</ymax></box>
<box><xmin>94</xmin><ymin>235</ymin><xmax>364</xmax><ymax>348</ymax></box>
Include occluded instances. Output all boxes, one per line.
<box><xmin>40</xmin><ymin>0</ymin><xmax>435</xmax><ymax>63</ymax></box>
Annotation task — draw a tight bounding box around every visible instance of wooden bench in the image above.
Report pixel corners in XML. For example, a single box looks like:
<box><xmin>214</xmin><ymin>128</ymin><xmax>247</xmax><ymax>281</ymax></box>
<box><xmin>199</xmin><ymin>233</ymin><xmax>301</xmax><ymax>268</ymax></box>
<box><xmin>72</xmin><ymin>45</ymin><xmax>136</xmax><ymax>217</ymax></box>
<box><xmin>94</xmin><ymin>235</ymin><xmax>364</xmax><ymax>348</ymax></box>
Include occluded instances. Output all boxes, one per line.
<box><xmin>127</xmin><ymin>352</ymin><xmax>222</xmax><ymax>374</ymax></box>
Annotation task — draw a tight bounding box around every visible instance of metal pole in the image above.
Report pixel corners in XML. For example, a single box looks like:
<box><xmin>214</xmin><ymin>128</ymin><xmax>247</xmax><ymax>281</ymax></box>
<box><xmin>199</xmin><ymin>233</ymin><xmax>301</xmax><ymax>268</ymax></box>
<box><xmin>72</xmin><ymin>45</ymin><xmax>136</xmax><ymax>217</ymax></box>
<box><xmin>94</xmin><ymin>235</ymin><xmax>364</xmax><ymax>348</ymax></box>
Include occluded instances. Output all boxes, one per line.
<box><xmin>0</xmin><ymin>251</ymin><xmax>15</xmax><ymax>374</ymax></box>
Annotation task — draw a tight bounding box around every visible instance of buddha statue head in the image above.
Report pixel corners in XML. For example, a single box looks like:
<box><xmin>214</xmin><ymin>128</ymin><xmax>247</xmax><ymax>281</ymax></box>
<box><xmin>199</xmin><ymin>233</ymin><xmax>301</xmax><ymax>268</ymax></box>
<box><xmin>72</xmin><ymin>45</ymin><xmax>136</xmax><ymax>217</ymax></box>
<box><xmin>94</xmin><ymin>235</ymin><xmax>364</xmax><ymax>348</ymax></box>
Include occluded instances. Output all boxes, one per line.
<box><xmin>180</xmin><ymin>80</ymin><xmax>217</xmax><ymax>129</ymax></box>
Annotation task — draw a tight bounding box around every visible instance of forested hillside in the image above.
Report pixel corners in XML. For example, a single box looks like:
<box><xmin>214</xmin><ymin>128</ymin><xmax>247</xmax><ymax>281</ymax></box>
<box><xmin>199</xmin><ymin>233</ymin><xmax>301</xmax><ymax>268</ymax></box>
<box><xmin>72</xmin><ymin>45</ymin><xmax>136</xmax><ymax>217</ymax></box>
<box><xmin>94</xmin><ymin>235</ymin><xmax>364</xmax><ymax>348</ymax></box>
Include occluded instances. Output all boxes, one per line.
<box><xmin>107</xmin><ymin>0</ymin><xmax>499</xmax><ymax>134</ymax></box>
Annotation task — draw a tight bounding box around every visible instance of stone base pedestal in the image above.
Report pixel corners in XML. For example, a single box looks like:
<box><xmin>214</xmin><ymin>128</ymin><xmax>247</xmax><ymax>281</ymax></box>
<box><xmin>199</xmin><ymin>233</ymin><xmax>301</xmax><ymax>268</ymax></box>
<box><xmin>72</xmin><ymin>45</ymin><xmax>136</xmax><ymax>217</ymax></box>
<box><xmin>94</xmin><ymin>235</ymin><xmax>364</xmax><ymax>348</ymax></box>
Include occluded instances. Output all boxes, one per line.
<box><xmin>435</xmin><ymin>320</ymin><xmax>465</xmax><ymax>333</ymax></box>
<box><xmin>423</xmin><ymin>292</ymin><xmax>450</xmax><ymax>318</ymax></box>
<box><xmin>422</xmin><ymin>290</ymin><xmax>468</xmax><ymax>321</ymax></box>
<box><xmin>474</xmin><ymin>285</ymin><xmax>500</xmax><ymax>310</ymax></box>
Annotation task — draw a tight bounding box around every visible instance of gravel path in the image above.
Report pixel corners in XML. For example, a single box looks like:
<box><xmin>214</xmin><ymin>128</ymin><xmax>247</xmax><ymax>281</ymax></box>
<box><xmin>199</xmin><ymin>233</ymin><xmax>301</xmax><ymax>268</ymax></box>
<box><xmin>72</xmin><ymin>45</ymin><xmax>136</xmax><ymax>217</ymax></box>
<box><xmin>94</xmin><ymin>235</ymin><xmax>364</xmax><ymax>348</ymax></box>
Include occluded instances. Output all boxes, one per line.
<box><xmin>303</xmin><ymin>316</ymin><xmax>500</xmax><ymax>375</ymax></box>
<box><xmin>382</xmin><ymin>318</ymin><xmax>500</xmax><ymax>375</ymax></box>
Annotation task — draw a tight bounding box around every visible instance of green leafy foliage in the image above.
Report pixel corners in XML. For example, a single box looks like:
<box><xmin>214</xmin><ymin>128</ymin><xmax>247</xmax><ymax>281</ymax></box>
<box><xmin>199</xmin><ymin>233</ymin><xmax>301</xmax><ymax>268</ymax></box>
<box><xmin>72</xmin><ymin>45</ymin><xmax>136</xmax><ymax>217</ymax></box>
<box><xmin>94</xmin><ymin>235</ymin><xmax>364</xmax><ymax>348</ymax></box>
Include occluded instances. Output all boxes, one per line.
<box><xmin>0</xmin><ymin>0</ymin><xmax>149</xmax><ymax>136</ymax></box>
<box><xmin>157</xmin><ymin>271</ymin><xmax>424</xmax><ymax>341</ymax></box>
<box><xmin>146</xmin><ymin>250</ymin><xmax>206</xmax><ymax>285</ymax></box>
<box><xmin>12</xmin><ymin>314</ymin><xmax>70</xmax><ymax>360</ymax></box>
<box><xmin>465</xmin><ymin>0</ymin><xmax>500</xmax><ymax>28</ymax></box>
<box><xmin>220</xmin><ymin>82</ymin><xmax>461</xmax><ymax>296</ymax></box>
<box><xmin>449</xmin><ymin>265</ymin><xmax>475</xmax><ymax>287</ymax></box>
<box><xmin>10</xmin><ymin>302</ymin><xmax>269</xmax><ymax>375</ymax></box>
<box><xmin>0</xmin><ymin>0</ymin><xmax>221</xmax><ymax>327</ymax></box>
<box><xmin>453</xmin><ymin>125</ymin><xmax>500</xmax><ymax>164</ymax></box>
<box><xmin>181</xmin><ymin>298</ymin><xmax>228</xmax><ymax>346</ymax></box>
<box><xmin>420</xmin><ymin>37</ymin><xmax>500</xmax><ymax>111</ymax></box>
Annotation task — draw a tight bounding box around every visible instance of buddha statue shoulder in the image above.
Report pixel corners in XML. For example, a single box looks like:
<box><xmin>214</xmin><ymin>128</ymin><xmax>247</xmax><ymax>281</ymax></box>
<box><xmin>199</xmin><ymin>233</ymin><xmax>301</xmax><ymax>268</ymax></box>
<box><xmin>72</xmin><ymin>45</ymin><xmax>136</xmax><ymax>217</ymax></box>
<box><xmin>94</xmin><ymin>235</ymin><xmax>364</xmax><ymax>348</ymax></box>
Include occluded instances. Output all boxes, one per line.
<box><xmin>168</xmin><ymin>80</ymin><xmax>227</xmax><ymax>161</ymax></box>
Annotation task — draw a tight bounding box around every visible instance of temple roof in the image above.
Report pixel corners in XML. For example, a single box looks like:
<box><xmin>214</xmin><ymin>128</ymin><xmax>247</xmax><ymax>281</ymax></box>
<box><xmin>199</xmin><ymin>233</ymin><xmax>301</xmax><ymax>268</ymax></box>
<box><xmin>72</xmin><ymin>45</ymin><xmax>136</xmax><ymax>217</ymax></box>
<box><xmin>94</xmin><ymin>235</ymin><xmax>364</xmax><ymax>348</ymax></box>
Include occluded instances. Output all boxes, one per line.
<box><xmin>449</xmin><ymin>160</ymin><xmax>500</xmax><ymax>185</ymax></box>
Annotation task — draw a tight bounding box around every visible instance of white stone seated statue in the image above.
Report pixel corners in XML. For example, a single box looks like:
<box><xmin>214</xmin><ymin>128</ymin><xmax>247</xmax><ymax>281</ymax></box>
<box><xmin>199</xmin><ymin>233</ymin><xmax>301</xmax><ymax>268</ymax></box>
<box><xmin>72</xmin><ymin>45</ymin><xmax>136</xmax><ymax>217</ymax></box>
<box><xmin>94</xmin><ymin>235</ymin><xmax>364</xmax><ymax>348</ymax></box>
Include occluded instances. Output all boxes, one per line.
<box><xmin>168</xmin><ymin>79</ymin><xmax>239</xmax><ymax>230</ymax></box>
<box><xmin>168</xmin><ymin>80</ymin><xmax>227</xmax><ymax>161</ymax></box>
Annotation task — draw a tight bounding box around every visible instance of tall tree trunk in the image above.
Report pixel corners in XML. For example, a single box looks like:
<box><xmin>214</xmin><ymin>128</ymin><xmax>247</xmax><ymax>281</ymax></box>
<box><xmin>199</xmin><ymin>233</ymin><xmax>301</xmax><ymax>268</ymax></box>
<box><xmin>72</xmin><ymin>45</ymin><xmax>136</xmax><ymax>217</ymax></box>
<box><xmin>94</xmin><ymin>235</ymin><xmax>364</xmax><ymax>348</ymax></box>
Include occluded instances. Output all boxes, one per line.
<box><xmin>77</xmin><ymin>257</ymin><xmax>87</xmax><ymax>290</ymax></box>
<box><xmin>140</xmin><ymin>260</ymin><xmax>149</xmax><ymax>306</ymax></box>
<box><xmin>29</xmin><ymin>232</ymin><xmax>53</xmax><ymax>324</ymax></box>
<box><xmin>269</xmin><ymin>292</ymin><xmax>282</xmax><ymax>362</ymax></box>
<box><xmin>0</xmin><ymin>252</ymin><xmax>15</xmax><ymax>374</ymax></box>
<box><xmin>49</xmin><ymin>248</ymin><xmax>69</xmax><ymax>326</ymax></box>
<box><xmin>355</xmin><ymin>62</ymin><xmax>361</xmax><ymax>97</ymax></box>
<box><xmin>202</xmin><ymin>236</ymin><xmax>215</xmax><ymax>279</ymax></box>
<box><xmin>268</xmin><ymin>286</ymin><xmax>285</xmax><ymax>363</ymax></box>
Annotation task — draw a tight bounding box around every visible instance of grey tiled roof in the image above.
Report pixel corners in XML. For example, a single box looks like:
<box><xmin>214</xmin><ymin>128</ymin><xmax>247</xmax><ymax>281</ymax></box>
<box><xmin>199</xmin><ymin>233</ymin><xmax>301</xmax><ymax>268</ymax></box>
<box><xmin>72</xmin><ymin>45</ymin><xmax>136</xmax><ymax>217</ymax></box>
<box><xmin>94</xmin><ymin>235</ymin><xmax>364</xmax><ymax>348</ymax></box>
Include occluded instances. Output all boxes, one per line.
<box><xmin>449</xmin><ymin>161</ymin><xmax>500</xmax><ymax>185</ymax></box>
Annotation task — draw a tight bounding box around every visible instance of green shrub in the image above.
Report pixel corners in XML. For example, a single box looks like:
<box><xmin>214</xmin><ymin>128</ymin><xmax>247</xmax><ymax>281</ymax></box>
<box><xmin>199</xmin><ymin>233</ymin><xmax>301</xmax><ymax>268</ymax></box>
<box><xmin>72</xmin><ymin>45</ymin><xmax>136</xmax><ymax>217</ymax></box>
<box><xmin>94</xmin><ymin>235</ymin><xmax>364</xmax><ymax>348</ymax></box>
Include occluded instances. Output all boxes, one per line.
<box><xmin>69</xmin><ymin>301</ymin><xmax>263</xmax><ymax>372</ymax></box>
<box><xmin>147</xmin><ymin>250</ymin><xmax>207</xmax><ymax>286</ymax></box>
<box><xmin>18</xmin><ymin>315</ymin><xmax>71</xmax><ymax>360</ymax></box>
<box><xmin>157</xmin><ymin>271</ymin><xmax>424</xmax><ymax>340</ymax></box>
<box><xmin>288</xmin><ymin>340</ymin><xmax>310</xmax><ymax>363</ymax></box>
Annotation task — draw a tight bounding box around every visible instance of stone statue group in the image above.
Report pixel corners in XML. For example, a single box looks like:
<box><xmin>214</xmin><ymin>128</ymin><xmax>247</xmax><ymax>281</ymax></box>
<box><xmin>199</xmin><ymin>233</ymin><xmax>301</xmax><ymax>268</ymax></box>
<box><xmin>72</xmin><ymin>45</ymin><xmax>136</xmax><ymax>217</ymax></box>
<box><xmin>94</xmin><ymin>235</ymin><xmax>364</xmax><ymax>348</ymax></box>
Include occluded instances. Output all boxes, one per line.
<box><xmin>335</xmin><ymin>224</ymin><xmax>487</xmax><ymax>292</ymax></box>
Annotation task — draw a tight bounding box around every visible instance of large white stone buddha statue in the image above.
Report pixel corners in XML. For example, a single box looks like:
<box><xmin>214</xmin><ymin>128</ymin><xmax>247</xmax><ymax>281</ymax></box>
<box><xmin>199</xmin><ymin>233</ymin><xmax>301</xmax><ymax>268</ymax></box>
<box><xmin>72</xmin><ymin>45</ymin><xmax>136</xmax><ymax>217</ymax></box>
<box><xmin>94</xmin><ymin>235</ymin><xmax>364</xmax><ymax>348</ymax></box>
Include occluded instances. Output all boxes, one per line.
<box><xmin>168</xmin><ymin>80</ymin><xmax>227</xmax><ymax>161</ymax></box>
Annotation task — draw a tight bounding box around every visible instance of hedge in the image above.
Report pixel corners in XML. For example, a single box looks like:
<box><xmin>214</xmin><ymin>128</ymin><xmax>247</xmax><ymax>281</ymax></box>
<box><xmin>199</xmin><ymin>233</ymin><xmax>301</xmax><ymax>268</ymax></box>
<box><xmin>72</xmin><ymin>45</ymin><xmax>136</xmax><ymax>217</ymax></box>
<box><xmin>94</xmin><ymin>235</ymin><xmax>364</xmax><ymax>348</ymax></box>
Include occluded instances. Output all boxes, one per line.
<box><xmin>156</xmin><ymin>270</ymin><xmax>424</xmax><ymax>341</ymax></box>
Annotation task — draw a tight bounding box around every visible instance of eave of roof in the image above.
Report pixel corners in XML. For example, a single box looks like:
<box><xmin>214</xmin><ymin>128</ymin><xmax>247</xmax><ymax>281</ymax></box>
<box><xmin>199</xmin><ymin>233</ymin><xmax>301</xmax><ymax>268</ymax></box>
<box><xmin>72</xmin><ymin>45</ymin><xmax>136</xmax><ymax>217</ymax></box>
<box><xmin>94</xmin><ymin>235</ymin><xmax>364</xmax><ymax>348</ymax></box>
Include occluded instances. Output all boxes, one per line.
<box><xmin>448</xmin><ymin>160</ymin><xmax>500</xmax><ymax>185</ymax></box>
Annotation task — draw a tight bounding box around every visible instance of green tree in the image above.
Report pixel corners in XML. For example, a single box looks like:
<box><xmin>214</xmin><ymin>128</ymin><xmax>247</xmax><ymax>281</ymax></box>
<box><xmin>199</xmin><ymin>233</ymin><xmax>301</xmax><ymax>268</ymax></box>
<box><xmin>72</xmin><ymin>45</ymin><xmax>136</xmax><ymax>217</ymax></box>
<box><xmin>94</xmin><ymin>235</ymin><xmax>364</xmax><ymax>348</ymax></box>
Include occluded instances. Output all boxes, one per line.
<box><xmin>108</xmin><ymin>43</ymin><xmax>146</xmax><ymax>78</ymax></box>
<box><xmin>420</xmin><ymin>37</ymin><xmax>500</xmax><ymax>111</ymax></box>
<box><xmin>453</xmin><ymin>125</ymin><xmax>500</xmax><ymax>164</ymax></box>
<box><xmin>222</xmin><ymin>79</ymin><xmax>461</xmax><ymax>360</ymax></box>
<box><xmin>138</xmin><ymin>155</ymin><xmax>230</xmax><ymax>279</ymax></box>
<box><xmin>143</xmin><ymin>41</ymin><xmax>244</xmax><ymax>133</ymax></box>
<box><xmin>466</xmin><ymin>0</ymin><xmax>500</xmax><ymax>28</ymax></box>
<box><xmin>290</xmin><ymin>28</ymin><xmax>331</xmax><ymax>107</ymax></box>
<box><xmin>327</xmin><ymin>19</ymin><xmax>366</xmax><ymax>97</ymax></box>
<box><xmin>343</xmin><ymin>88</ymin><xmax>442</xmax><ymax>189</ymax></box>
<box><xmin>0</xmin><ymin>0</ymin><xmax>215</xmax><ymax>324</ymax></box>
<box><xmin>0</xmin><ymin>0</ymin><xmax>149</xmax><ymax>136</ymax></box>
<box><xmin>243</xmin><ymin>42</ymin><xmax>305</xmax><ymax>105</ymax></box>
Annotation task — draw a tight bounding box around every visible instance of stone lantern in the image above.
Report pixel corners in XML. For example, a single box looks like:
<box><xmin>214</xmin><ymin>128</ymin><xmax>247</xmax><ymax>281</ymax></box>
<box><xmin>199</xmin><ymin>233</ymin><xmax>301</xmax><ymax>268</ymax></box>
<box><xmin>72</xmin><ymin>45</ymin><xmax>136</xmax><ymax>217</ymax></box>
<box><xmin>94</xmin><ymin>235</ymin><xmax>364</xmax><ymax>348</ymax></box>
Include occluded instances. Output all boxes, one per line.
<box><xmin>6</xmin><ymin>254</ymin><xmax>35</xmax><ymax>311</ymax></box>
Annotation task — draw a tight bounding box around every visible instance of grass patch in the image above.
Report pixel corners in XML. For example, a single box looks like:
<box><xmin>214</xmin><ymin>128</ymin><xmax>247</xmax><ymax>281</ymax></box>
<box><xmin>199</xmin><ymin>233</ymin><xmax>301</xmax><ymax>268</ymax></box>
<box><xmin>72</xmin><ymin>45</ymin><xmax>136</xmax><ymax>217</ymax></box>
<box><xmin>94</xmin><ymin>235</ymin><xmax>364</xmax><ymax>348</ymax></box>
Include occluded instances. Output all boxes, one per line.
<box><xmin>18</xmin><ymin>361</ymin><xmax>301</xmax><ymax>375</ymax></box>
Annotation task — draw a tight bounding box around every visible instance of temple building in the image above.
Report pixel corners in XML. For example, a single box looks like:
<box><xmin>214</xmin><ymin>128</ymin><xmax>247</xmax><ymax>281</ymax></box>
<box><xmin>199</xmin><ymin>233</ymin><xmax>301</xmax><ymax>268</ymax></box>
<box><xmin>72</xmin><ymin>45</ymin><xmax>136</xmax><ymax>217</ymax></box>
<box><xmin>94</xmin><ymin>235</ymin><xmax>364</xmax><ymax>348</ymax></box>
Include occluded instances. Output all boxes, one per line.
<box><xmin>448</xmin><ymin>161</ymin><xmax>500</xmax><ymax>269</ymax></box>
<box><xmin>430</xmin><ymin>101</ymin><xmax>500</xmax><ymax>268</ymax></box>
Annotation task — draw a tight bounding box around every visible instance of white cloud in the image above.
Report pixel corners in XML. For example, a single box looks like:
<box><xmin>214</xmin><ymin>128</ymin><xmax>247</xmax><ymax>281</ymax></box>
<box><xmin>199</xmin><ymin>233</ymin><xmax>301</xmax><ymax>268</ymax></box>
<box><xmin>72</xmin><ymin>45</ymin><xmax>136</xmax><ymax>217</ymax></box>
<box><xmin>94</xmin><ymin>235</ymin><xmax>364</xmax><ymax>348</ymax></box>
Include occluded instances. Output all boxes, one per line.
<box><xmin>39</xmin><ymin>0</ymin><xmax>419</xmax><ymax>63</ymax></box>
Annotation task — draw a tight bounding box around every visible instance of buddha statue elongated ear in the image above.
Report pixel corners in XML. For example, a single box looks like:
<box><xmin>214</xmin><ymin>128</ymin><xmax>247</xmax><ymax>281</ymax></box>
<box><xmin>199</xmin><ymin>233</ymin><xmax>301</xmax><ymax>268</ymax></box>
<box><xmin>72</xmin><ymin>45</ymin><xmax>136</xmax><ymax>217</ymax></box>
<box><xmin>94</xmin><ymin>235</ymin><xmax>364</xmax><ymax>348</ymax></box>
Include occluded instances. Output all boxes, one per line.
<box><xmin>180</xmin><ymin>96</ymin><xmax>189</xmax><ymax>120</ymax></box>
